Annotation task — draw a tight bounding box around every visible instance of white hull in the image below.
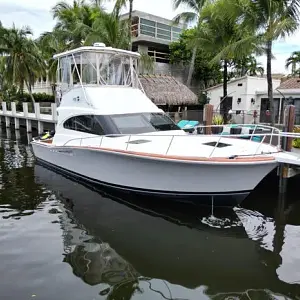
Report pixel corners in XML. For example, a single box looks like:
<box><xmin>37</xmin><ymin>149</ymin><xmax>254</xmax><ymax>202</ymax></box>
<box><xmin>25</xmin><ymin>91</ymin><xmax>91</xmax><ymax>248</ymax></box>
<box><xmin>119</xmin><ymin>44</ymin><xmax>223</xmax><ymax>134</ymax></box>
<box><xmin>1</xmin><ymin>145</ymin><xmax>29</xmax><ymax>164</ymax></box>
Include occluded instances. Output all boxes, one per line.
<box><xmin>31</xmin><ymin>141</ymin><xmax>278</xmax><ymax>206</ymax></box>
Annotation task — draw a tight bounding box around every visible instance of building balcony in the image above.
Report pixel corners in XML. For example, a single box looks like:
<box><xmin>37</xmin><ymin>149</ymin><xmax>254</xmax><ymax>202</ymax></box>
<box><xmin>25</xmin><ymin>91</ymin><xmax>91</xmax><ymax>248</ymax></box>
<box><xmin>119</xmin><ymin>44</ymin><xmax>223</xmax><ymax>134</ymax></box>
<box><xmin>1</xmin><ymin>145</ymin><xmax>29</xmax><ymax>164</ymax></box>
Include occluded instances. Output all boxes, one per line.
<box><xmin>121</xmin><ymin>11</ymin><xmax>185</xmax><ymax>46</ymax></box>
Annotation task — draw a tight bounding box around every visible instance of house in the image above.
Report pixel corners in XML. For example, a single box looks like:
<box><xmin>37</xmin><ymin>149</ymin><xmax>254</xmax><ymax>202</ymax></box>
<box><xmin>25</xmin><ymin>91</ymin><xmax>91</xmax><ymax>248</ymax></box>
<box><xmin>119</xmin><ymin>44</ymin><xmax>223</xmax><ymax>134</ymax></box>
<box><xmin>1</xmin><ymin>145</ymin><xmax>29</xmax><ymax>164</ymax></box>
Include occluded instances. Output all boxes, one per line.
<box><xmin>256</xmin><ymin>77</ymin><xmax>300</xmax><ymax>124</ymax></box>
<box><xmin>205</xmin><ymin>76</ymin><xmax>282</xmax><ymax>123</ymax></box>
<box><xmin>120</xmin><ymin>10</ymin><xmax>185</xmax><ymax>64</ymax></box>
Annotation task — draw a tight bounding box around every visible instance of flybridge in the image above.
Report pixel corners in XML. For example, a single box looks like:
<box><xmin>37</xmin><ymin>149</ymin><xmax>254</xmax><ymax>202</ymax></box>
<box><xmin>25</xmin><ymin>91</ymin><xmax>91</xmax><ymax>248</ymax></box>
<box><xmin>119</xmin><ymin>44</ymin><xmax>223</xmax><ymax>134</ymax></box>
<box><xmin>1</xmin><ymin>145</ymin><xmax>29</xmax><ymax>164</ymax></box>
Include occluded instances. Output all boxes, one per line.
<box><xmin>53</xmin><ymin>43</ymin><xmax>142</xmax><ymax>94</ymax></box>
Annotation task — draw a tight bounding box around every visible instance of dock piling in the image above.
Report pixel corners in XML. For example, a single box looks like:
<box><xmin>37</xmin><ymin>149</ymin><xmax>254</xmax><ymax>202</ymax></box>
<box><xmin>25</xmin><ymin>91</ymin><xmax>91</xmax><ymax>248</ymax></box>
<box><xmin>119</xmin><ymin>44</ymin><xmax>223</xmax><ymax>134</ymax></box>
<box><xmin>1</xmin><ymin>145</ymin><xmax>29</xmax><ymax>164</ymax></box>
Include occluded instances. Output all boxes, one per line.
<box><xmin>14</xmin><ymin>118</ymin><xmax>20</xmax><ymax>130</ymax></box>
<box><xmin>2</xmin><ymin>102</ymin><xmax>7</xmax><ymax>114</ymax></box>
<box><xmin>203</xmin><ymin>104</ymin><xmax>213</xmax><ymax>134</ymax></box>
<box><xmin>5</xmin><ymin>116</ymin><xmax>10</xmax><ymax>128</ymax></box>
<box><xmin>11</xmin><ymin>102</ymin><xmax>16</xmax><ymax>116</ymax></box>
<box><xmin>23</xmin><ymin>103</ymin><xmax>28</xmax><ymax>117</ymax></box>
<box><xmin>26</xmin><ymin>119</ymin><xmax>32</xmax><ymax>133</ymax></box>
<box><xmin>278</xmin><ymin>105</ymin><xmax>296</xmax><ymax>195</ymax></box>
<box><xmin>38</xmin><ymin>121</ymin><xmax>44</xmax><ymax>134</ymax></box>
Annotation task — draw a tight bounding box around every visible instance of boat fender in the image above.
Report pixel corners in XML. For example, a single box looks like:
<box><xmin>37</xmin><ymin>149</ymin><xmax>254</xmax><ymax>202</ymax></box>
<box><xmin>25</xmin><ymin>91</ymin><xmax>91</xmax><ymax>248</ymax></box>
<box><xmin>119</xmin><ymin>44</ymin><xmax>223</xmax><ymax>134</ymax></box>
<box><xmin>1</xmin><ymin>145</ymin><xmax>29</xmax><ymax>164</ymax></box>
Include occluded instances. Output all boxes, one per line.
<box><xmin>41</xmin><ymin>132</ymin><xmax>50</xmax><ymax>140</ymax></box>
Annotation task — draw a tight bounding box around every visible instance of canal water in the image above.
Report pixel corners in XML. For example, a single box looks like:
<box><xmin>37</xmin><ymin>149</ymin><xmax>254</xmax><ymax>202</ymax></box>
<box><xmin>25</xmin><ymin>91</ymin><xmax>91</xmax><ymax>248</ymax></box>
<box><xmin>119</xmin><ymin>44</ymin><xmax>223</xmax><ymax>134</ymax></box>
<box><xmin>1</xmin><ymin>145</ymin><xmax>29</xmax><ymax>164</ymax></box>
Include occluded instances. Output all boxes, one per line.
<box><xmin>0</xmin><ymin>127</ymin><xmax>300</xmax><ymax>300</ymax></box>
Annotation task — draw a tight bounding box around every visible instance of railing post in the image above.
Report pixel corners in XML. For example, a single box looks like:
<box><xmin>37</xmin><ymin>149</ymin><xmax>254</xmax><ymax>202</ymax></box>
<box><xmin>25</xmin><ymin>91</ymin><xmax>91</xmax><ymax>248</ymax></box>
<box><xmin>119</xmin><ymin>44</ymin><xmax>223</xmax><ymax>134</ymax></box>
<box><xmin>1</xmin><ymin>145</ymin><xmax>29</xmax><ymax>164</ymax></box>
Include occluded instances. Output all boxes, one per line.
<box><xmin>2</xmin><ymin>102</ymin><xmax>7</xmax><ymax>114</ymax></box>
<box><xmin>34</xmin><ymin>103</ymin><xmax>40</xmax><ymax>119</ymax></box>
<box><xmin>51</xmin><ymin>103</ymin><xmax>57</xmax><ymax>121</ymax></box>
<box><xmin>23</xmin><ymin>103</ymin><xmax>28</xmax><ymax>117</ymax></box>
<box><xmin>11</xmin><ymin>102</ymin><xmax>16</xmax><ymax>116</ymax></box>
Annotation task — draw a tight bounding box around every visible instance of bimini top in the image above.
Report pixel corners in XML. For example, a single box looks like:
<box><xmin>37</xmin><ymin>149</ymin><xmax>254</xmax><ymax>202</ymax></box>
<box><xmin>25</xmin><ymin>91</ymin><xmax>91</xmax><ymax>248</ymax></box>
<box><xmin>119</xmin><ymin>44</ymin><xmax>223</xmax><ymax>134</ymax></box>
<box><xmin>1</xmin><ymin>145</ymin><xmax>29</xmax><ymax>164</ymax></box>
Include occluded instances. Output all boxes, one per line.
<box><xmin>53</xmin><ymin>43</ymin><xmax>141</xmax><ymax>59</ymax></box>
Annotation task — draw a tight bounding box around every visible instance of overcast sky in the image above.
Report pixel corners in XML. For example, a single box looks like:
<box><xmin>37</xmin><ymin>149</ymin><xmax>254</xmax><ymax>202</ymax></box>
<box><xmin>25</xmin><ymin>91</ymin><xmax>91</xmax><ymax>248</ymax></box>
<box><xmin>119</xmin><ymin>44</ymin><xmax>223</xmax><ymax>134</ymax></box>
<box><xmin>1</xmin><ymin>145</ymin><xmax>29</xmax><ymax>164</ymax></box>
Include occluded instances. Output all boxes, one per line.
<box><xmin>0</xmin><ymin>0</ymin><xmax>299</xmax><ymax>74</ymax></box>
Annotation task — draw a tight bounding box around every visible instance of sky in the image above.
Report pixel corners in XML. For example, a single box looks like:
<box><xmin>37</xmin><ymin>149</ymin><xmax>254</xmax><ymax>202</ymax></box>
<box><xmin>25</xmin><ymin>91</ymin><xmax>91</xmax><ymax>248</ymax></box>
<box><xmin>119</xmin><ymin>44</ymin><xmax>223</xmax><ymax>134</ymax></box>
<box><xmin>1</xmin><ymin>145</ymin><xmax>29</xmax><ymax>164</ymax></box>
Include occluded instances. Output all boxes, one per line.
<box><xmin>0</xmin><ymin>0</ymin><xmax>299</xmax><ymax>74</ymax></box>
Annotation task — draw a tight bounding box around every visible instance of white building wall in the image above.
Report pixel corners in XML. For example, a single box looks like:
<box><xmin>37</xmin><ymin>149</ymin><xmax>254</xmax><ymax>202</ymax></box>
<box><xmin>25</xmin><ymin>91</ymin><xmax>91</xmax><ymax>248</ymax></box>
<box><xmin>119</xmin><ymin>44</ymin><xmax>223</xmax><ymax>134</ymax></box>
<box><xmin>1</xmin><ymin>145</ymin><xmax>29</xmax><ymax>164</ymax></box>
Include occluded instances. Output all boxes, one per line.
<box><xmin>207</xmin><ymin>77</ymin><xmax>247</xmax><ymax>111</ymax></box>
<box><xmin>246</xmin><ymin>77</ymin><xmax>281</xmax><ymax>111</ymax></box>
<box><xmin>207</xmin><ymin>76</ymin><xmax>281</xmax><ymax>112</ymax></box>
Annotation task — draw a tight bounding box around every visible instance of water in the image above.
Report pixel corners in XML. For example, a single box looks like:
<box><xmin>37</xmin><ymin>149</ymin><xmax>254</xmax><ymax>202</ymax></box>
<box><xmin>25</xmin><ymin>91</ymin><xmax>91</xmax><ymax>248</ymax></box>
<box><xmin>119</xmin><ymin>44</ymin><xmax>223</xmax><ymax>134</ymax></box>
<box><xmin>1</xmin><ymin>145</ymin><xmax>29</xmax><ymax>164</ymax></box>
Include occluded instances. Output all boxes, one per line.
<box><xmin>1</xmin><ymin>127</ymin><xmax>300</xmax><ymax>300</ymax></box>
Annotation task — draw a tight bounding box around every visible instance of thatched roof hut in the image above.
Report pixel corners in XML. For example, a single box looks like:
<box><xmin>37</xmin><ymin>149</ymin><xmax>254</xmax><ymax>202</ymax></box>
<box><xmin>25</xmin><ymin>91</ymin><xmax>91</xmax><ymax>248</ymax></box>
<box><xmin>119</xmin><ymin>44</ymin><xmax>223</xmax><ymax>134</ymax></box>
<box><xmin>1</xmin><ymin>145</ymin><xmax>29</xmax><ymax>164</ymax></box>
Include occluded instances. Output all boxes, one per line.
<box><xmin>138</xmin><ymin>74</ymin><xmax>198</xmax><ymax>106</ymax></box>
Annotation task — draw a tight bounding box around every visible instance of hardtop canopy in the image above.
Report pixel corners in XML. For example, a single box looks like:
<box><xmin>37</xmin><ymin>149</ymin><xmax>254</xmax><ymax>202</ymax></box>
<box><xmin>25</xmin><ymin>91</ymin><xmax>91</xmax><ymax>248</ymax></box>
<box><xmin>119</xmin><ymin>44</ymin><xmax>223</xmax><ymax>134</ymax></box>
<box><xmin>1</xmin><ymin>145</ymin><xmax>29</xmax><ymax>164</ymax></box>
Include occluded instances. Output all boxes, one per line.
<box><xmin>53</xmin><ymin>45</ymin><xmax>141</xmax><ymax>60</ymax></box>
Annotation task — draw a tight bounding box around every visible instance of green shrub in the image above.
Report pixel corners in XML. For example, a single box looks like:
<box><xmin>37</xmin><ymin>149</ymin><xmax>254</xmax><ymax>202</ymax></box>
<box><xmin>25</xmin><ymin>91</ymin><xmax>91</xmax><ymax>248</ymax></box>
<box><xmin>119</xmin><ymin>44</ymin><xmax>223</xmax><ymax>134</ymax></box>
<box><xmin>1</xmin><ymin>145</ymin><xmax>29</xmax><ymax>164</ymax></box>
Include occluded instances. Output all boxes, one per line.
<box><xmin>212</xmin><ymin>114</ymin><xmax>224</xmax><ymax>125</ymax></box>
<box><xmin>293</xmin><ymin>127</ymin><xmax>300</xmax><ymax>148</ymax></box>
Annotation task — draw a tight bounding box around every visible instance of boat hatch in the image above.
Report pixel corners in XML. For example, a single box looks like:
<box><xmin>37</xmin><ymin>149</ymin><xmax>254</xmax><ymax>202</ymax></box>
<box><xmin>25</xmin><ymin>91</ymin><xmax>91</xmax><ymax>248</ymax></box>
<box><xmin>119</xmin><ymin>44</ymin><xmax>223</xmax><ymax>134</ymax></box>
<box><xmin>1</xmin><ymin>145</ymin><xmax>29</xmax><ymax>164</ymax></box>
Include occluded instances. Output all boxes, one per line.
<box><xmin>127</xmin><ymin>139</ymin><xmax>151</xmax><ymax>144</ymax></box>
<box><xmin>203</xmin><ymin>141</ymin><xmax>231</xmax><ymax>148</ymax></box>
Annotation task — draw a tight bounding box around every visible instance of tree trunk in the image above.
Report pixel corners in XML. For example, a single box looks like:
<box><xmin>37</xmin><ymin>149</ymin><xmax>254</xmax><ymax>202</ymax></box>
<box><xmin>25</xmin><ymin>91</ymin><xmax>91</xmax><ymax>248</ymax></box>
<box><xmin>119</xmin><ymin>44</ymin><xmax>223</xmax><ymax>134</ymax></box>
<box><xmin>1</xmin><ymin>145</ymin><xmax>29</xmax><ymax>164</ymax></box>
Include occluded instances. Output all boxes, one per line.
<box><xmin>128</xmin><ymin>0</ymin><xmax>133</xmax><ymax>51</ymax></box>
<box><xmin>266</xmin><ymin>40</ymin><xmax>275</xmax><ymax>126</ymax></box>
<box><xmin>187</xmin><ymin>46</ymin><xmax>197</xmax><ymax>87</ymax></box>
<box><xmin>223</xmin><ymin>59</ymin><xmax>228</xmax><ymax>98</ymax></box>
<box><xmin>25</xmin><ymin>81</ymin><xmax>36</xmax><ymax>112</ymax></box>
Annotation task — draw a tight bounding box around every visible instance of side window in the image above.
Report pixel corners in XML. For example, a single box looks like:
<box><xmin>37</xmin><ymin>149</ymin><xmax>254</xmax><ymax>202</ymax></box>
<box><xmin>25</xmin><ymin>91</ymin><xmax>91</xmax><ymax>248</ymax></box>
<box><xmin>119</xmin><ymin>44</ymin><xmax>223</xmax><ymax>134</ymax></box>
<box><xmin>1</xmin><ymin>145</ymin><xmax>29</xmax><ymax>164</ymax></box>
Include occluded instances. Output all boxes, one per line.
<box><xmin>74</xmin><ymin>115</ymin><xmax>93</xmax><ymax>133</ymax></box>
<box><xmin>64</xmin><ymin>117</ymin><xmax>75</xmax><ymax>130</ymax></box>
<box><xmin>63</xmin><ymin>115</ymin><xmax>105</xmax><ymax>135</ymax></box>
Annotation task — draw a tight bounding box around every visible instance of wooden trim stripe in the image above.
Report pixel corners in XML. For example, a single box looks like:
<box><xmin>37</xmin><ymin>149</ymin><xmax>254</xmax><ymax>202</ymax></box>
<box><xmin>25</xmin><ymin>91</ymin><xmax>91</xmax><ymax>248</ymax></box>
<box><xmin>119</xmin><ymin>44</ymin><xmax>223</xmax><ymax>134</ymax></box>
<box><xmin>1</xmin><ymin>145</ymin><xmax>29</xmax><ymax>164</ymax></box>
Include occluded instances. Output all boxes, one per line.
<box><xmin>38</xmin><ymin>140</ymin><xmax>276</xmax><ymax>162</ymax></box>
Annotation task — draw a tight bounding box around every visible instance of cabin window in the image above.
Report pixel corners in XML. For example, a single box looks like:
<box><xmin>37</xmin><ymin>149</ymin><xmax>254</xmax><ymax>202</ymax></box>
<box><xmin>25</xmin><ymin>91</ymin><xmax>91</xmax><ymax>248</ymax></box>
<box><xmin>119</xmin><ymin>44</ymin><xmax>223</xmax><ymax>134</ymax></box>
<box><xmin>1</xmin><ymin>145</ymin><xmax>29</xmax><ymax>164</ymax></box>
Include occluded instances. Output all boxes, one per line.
<box><xmin>64</xmin><ymin>115</ymin><xmax>105</xmax><ymax>135</ymax></box>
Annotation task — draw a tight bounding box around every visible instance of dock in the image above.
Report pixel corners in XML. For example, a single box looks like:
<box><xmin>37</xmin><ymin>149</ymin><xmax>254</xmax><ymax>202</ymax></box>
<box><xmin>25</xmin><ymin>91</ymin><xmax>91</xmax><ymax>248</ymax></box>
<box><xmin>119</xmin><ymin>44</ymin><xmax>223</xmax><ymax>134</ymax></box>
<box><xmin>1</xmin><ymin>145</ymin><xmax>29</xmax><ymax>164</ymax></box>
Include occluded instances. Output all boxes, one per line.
<box><xmin>0</xmin><ymin>102</ymin><xmax>57</xmax><ymax>133</ymax></box>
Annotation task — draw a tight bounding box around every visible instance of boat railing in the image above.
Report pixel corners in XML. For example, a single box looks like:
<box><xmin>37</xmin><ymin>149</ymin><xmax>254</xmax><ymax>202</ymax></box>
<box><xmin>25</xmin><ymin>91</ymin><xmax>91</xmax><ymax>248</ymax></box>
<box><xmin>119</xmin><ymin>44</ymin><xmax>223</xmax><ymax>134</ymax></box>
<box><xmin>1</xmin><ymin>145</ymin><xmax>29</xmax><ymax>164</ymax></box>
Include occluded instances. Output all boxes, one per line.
<box><xmin>61</xmin><ymin>124</ymin><xmax>300</xmax><ymax>158</ymax></box>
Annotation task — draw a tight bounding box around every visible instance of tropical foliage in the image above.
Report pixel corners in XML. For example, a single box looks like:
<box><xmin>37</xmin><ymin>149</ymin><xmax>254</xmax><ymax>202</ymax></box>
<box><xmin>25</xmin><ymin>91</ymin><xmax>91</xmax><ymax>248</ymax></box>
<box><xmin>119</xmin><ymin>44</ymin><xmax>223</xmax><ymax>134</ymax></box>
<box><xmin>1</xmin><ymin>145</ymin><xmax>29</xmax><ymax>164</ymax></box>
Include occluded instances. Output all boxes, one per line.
<box><xmin>169</xmin><ymin>28</ymin><xmax>222</xmax><ymax>89</ymax></box>
<box><xmin>293</xmin><ymin>127</ymin><xmax>300</xmax><ymax>148</ymax></box>
<box><xmin>286</xmin><ymin>51</ymin><xmax>300</xmax><ymax>77</ymax></box>
<box><xmin>172</xmin><ymin>0</ymin><xmax>208</xmax><ymax>86</ymax></box>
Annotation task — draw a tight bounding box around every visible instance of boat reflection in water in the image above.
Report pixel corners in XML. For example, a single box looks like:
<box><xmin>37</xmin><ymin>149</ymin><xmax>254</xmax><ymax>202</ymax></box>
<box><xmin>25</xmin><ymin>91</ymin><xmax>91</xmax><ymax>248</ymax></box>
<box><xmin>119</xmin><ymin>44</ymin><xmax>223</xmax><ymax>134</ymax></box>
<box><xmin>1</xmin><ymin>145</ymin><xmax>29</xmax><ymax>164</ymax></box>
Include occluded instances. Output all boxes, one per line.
<box><xmin>34</xmin><ymin>164</ymin><xmax>300</xmax><ymax>299</ymax></box>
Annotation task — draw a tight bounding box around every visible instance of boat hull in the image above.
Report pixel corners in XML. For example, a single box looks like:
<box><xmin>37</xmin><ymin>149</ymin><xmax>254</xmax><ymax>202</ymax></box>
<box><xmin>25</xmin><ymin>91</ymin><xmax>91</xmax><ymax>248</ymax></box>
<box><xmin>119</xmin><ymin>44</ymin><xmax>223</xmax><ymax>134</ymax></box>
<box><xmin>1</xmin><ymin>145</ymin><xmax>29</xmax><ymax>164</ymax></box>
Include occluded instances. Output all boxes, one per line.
<box><xmin>31</xmin><ymin>142</ymin><xmax>278</xmax><ymax>207</ymax></box>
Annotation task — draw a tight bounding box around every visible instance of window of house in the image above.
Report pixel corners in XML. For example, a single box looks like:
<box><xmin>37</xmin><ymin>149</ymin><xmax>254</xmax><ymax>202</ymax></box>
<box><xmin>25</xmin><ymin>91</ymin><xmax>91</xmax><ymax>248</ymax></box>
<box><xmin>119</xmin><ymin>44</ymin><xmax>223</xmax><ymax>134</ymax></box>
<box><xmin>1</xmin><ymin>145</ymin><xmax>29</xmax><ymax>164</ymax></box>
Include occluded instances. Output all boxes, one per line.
<box><xmin>140</xmin><ymin>18</ymin><xmax>156</xmax><ymax>37</ymax></box>
<box><xmin>157</xmin><ymin>23</ymin><xmax>171</xmax><ymax>40</ymax></box>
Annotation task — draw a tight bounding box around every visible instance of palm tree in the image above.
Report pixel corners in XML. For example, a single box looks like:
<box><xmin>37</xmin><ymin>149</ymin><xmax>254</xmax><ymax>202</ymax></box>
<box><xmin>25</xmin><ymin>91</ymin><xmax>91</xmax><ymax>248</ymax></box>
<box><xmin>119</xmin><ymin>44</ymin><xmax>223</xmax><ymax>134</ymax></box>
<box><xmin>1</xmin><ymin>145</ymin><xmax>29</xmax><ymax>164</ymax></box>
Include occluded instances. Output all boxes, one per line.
<box><xmin>286</xmin><ymin>51</ymin><xmax>300</xmax><ymax>76</ymax></box>
<box><xmin>37</xmin><ymin>29</ymin><xmax>70</xmax><ymax>96</ymax></box>
<box><xmin>235</xmin><ymin>0</ymin><xmax>300</xmax><ymax>125</ymax></box>
<box><xmin>172</xmin><ymin>0</ymin><xmax>207</xmax><ymax>87</ymax></box>
<box><xmin>51</xmin><ymin>0</ymin><xmax>105</xmax><ymax>48</ymax></box>
<box><xmin>234</xmin><ymin>55</ymin><xmax>264</xmax><ymax>77</ymax></box>
<box><xmin>0</xmin><ymin>24</ymin><xmax>45</xmax><ymax>104</ymax></box>
<box><xmin>85</xmin><ymin>12</ymin><xmax>130</xmax><ymax>48</ymax></box>
<box><xmin>111</xmin><ymin>0</ymin><xmax>134</xmax><ymax>50</ymax></box>
<box><xmin>193</xmin><ymin>0</ymin><xmax>255</xmax><ymax>99</ymax></box>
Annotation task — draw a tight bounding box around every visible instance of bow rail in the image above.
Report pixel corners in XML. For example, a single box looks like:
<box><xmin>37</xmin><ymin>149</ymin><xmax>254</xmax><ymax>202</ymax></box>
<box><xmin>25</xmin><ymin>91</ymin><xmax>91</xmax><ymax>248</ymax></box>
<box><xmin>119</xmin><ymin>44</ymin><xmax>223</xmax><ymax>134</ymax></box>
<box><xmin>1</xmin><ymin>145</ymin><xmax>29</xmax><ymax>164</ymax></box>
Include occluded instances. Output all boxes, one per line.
<box><xmin>60</xmin><ymin>124</ymin><xmax>300</xmax><ymax>158</ymax></box>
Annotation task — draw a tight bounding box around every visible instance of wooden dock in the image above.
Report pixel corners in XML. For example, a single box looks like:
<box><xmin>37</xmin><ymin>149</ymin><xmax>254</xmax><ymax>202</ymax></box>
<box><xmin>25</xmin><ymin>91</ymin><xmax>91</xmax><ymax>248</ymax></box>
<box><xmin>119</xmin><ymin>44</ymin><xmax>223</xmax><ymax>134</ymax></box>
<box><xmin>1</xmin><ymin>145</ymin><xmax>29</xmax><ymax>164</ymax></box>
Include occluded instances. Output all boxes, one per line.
<box><xmin>0</xmin><ymin>101</ymin><xmax>57</xmax><ymax>133</ymax></box>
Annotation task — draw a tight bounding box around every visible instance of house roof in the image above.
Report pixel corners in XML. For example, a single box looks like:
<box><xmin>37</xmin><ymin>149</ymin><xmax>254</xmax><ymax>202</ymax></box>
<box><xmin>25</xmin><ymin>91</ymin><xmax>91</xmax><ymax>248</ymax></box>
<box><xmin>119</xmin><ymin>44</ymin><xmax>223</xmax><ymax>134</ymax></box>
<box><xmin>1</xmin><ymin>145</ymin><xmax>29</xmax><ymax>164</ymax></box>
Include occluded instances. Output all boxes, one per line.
<box><xmin>138</xmin><ymin>74</ymin><xmax>198</xmax><ymax>105</ymax></box>
<box><xmin>277</xmin><ymin>77</ymin><xmax>300</xmax><ymax>89</ymax></box>
<box><xmin>203</xmin><ymin>76</ymin><xmax>247</xmax><ymax>92</ymax></box>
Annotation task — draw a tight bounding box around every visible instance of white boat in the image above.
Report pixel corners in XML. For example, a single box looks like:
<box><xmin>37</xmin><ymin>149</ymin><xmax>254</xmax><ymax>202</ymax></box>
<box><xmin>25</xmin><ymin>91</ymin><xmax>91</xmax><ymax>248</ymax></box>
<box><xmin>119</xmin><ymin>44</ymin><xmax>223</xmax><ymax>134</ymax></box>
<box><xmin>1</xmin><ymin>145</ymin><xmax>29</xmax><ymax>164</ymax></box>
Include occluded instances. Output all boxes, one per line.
<box><xmin>31</xmin><ymin>43</ymin><xmax>286</xmax><ymax>207</ymax></box>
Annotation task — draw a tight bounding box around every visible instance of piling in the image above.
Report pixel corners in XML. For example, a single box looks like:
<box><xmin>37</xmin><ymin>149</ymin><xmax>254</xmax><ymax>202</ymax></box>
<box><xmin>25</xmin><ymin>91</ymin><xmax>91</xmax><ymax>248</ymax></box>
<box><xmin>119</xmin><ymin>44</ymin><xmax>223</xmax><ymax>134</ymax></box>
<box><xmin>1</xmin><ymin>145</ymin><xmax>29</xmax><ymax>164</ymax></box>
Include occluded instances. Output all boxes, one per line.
<box><xmin>278</xmin><ymin>105</ymin><xmax>295</xmax><ymax>195</ymax></box>
<box><xmin>203</xmin><ymin>104</ymin><xmax>213</xmax><ymax>135</ymax></box>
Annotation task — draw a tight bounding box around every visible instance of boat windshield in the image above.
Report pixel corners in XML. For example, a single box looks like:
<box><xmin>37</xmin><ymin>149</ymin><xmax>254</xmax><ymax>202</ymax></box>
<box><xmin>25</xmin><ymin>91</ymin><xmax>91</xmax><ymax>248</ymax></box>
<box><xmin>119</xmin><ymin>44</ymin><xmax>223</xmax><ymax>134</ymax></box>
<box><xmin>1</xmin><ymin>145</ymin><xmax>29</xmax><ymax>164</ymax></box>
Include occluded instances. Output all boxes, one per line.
<box><xmin>110</xmin><ymin>113</ymin><xmax>181</xmax><ymax>134</ymax></box>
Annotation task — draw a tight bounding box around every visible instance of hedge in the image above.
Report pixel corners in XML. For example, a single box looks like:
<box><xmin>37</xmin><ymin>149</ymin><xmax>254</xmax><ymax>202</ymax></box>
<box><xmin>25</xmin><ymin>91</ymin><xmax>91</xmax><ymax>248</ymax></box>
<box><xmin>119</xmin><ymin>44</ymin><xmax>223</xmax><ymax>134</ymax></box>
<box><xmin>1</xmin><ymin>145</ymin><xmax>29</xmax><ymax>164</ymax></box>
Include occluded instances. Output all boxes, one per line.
<box><xmin>17</xmin><ymin>92</ymin><xmax>55</xmax><ymax>103</ymax></box>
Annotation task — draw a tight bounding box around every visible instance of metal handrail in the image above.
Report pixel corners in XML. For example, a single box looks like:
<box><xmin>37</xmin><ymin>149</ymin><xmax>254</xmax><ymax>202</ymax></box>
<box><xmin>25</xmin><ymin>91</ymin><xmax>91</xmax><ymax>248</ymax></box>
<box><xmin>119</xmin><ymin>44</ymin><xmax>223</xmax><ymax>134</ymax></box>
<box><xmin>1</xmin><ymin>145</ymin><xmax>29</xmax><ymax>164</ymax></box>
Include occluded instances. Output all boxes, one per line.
<box><xmin>60</xmin><ymin>124</ymin><xmax>300</xmax><ymax>158</ymax></box>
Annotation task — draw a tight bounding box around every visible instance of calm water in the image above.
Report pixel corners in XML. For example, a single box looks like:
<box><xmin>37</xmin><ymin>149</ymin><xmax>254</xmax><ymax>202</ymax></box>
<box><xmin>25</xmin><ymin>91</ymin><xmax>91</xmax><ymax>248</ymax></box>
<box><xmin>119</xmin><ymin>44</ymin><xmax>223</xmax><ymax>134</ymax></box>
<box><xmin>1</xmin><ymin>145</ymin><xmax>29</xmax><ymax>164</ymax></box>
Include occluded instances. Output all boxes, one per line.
<box><xmin>1</xmin><ymin>127</ymin><xmax>300</xmax><ymax>300</ymax></box>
